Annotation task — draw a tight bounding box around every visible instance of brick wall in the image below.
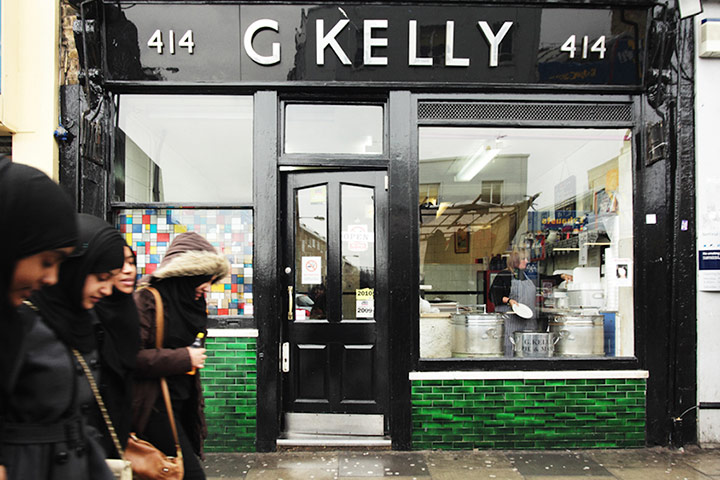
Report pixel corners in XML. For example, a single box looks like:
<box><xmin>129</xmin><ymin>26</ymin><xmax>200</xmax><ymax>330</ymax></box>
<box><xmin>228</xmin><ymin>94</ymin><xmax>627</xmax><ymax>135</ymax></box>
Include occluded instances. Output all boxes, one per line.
<box><xmin>202</xmin><ymin>335</ymin><xmax>257</xmax><ymax>452</ymax></box>
<box><xmin>411</xmin><ymin>375</ymin><xmax>646</xmax><ymax>450</ymax></box>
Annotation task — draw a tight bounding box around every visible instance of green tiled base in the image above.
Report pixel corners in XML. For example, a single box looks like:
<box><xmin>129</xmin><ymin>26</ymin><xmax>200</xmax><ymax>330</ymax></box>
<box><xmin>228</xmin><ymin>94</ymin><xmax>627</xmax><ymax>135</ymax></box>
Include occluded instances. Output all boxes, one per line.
<box><xmin>202</xmin><ymin>337</ymin><xmax>257</xmax><ymax>452</ymax></box>
<box><xmin>411</xmin><ymin>378</ymin><xmax>646</xmax><ymax>450</ymax></box>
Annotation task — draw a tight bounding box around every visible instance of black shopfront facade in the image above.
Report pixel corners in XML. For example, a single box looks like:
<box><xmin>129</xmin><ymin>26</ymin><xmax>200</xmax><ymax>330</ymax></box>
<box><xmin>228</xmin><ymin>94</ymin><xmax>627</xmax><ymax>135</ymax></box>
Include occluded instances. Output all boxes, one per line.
<box><xmin>64</xmin><ymin>0</ymin><xmax>696</xmax><ymax>451</ymax></box>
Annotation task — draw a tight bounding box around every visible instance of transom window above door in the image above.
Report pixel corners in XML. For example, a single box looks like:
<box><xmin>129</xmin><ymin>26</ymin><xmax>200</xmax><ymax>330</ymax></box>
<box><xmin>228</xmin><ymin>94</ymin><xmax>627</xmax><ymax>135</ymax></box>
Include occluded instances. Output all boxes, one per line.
<box><xmin>284</xmin><ymin>104</ymin><xmax>384</xmax><ymax>155</ymax></box>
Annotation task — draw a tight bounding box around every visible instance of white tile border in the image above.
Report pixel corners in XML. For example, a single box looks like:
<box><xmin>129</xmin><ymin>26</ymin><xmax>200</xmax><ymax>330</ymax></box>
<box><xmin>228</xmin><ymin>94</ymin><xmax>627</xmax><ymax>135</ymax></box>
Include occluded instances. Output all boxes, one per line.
<box><xmin>207</xmin><ymin>328</ymin><xmax>258</xmax><ymax>338</ymax></box>
<box><xmin>409</xmin><ymin>370</ymin><xmax>649</xmax><ymax>380</ymax></box>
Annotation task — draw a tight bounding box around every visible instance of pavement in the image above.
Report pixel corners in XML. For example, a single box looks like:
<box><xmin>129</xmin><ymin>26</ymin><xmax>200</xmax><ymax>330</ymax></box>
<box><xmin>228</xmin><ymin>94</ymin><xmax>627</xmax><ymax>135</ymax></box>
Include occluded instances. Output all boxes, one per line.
<box><xmin>204</xmin><ymin>446</ymin><xmax>720</xmax><ymax>479</ymax></box>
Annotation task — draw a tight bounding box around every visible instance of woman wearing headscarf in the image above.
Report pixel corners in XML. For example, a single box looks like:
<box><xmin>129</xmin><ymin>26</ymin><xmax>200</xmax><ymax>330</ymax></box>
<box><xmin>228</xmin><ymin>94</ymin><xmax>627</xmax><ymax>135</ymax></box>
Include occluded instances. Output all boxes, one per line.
<box><xmin>94</xmin><ymin>244</ymin><xmax>141</xmax><ymax>456</ymax></box>
<box><xmin>0</xmin><ymin>213</ymin><xmax>125</xmax><ymax>480</ymax></box>
<box><xmin>0</xmin><ymin>157</ymin><xmax>78</xmax><ymax>480</ymax></box>
<box><xmin>133</xmin><ymin>232</ymin><xmax>229</xmax><ymax>480</ymax></box>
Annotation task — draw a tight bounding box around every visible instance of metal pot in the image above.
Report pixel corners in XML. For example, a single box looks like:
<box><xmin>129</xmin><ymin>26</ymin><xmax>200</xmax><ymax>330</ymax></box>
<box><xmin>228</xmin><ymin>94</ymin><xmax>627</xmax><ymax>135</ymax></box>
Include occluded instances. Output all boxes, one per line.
<box><xmin>549</xmin><ymin>311</ymin><xmax>604</xmax><ymax>356</ymax></box>
<box><xmin>510</xmin><ymin>331</ymin><xmax>558</xmax><ymax>357</ymax></box>
<box><xmin>452</xmin><ymin>313</ymin><xmax>505</xmax><ymax>357</ymax></box>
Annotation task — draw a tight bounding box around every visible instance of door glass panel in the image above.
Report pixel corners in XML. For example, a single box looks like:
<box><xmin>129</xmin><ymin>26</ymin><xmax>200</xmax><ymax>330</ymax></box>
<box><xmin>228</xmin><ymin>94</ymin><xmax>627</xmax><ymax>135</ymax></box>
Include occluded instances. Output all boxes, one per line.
<box><xmin>284</xmin><ymin>104</ymin><xmax>383</xmax><ymax>154</ymax></box>
<box><xmin>295</xmin><ymin>185</ymin><xmax>328</xmax><ymax>320</ymax></box>
<box><xmin>341</xmin><ymin>185</ymin><xmax>375</xmax><ymax>320</ymax></box>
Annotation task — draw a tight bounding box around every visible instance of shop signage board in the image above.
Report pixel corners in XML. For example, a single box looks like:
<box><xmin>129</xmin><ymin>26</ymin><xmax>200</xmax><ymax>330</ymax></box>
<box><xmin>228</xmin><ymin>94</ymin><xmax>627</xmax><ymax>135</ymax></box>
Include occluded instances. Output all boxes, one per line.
<box><xmin>103</xmin><ymin>3</ymin><xmax>647</xmax><ymax>87</ymax></box>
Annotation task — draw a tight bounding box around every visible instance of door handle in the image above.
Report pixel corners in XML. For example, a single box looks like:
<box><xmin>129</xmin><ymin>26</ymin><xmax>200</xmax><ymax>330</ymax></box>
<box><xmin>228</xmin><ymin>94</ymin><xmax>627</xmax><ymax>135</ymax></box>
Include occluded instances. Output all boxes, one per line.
<box><xmin>287</xmin><ymin>285</ymin><xmax>293</xmax><ymax>320</ymax></box>
<box><xmin>281</xmin><ymin>342</ymin><xmax>290</xmax><ymax>373</ymax></box>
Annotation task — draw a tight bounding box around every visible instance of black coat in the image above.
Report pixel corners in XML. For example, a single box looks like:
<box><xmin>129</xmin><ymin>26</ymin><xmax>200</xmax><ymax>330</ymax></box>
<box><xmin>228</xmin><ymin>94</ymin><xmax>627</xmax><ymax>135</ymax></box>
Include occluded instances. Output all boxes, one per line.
<box><xmin>0</xmin><ymin>305</ymin><xmax>113</xmax><ymax>480</ymax></box>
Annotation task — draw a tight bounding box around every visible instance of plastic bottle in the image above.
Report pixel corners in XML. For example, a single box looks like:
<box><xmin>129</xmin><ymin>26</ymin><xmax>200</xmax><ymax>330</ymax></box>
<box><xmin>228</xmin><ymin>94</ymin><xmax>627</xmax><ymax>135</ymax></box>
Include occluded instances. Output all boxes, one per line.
<box><xmin>186</xmin><ymin>332</ymin><xmax>205</xmax><ymax>375</ymax></box>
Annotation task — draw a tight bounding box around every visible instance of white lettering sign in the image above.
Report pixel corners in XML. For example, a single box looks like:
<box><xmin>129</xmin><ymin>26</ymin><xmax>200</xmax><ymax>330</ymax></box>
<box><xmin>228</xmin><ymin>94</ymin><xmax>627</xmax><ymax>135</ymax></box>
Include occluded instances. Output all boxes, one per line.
<box><xmin>244</xmin><ymin>19</ymin><xmax>281</xmax><ymax>65</ymax></box>
<box><xmin>316</xmin><ymin>19</ymin><xmax>351</xmax><ymax>65</ymax></box>
<box><xmin>364</xmin><ymin>20</ymin><xmax>388</xmax><ymax>65</ymax></box>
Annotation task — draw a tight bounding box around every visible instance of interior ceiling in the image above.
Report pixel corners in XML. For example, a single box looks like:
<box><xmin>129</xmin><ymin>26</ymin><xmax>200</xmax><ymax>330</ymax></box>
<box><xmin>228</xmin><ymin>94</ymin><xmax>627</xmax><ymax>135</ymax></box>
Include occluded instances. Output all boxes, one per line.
<box><xmin>420</xmin><ymin>196</ymin><xmax>534</xmax><ymax>239</ymax></box>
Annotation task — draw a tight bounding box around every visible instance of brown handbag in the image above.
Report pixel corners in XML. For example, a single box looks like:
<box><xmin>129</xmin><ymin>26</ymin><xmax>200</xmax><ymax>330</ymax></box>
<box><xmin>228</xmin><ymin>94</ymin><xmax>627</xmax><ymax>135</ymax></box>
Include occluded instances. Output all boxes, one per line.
<box><xmin>72</xmin><ymin>348</ymin><xmax>185</xmax><ymax>480</ymax></box>
<box><xmin>124</xmin><ymin>286</ymin><xmax>185</xmax><ymax>480</ymax></box>
<box><xmin>74</xmin><ymin>287</ymin><xmax>183</xmax><ymax>480</ymax></box>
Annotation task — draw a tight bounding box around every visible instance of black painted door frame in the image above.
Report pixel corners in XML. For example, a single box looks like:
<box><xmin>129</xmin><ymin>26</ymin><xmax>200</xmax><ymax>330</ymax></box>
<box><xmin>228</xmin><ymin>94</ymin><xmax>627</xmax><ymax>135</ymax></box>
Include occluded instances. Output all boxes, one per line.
<box><xmin>279</xmin><ymin>170</ymin><xmax>389</xmax><ymax>420</ymax></box>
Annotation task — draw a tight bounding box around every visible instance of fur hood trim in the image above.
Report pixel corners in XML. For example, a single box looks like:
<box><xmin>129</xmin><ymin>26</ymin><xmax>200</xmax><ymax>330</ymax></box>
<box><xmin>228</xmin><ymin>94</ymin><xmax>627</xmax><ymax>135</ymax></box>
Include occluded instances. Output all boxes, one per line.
<box><xmin>151</xmin><ymin>250</ymin><xmax>229</xmax><ymax>281</ymax></box>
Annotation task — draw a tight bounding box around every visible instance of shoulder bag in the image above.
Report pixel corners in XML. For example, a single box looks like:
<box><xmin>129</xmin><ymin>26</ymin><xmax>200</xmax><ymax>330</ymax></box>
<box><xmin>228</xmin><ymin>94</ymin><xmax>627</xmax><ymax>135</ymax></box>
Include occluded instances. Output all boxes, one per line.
<box><xmin>74</xmin><ymin>286</ymin><xmax>184</xmax><ymax>480</ymax></box>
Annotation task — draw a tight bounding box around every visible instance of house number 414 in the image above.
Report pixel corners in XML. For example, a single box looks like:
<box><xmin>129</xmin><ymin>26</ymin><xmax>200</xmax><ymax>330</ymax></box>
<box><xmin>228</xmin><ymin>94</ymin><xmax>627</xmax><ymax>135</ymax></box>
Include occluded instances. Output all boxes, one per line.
<box><xmin>560</xmin><ymin>35</ymin><xmax>606</xmax><ymax>59</ymax></box>
<box><xmin>147</xmin><ymin>29</ymin><xmax>195</xmax><ymax>54</ymax></box>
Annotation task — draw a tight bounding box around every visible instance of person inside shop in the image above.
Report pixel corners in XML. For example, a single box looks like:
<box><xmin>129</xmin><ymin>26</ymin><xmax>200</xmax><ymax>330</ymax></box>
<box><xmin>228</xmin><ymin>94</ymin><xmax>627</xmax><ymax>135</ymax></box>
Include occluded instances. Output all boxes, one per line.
<box><xmin>489</xmin><ymin>249</ymin><xmax>572</xmax><ymax>357</ymax></box>
<box><xmin>309</xmin><ymin>283</ymin><xmax>327</xmax><ymax>319</ymax></box>
<box><xmin>93</xmin><ymin>243</ymin><xmax>141</xmax><ymax>457</ymax></box>
<box><xmin>132</xmin><ymin>232</ymin><xmax>229</xmax><ymax>480</ymax></box>
<box><xmin>1</xmin><ymin>213</ymin><xmax>125</xmax><ymax>480</ymax></box>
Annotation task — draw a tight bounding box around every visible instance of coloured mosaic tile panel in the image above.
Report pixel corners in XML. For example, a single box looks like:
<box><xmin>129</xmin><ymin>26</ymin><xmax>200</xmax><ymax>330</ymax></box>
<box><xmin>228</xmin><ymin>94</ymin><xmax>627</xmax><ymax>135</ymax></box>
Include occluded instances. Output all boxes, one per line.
<box><xmin>411</xmin><ymin>378</ymin><xmax>646</xmax><ymax>450</ymax></box>
<box><xmin>114</xmin><ymin>208</ymin><xmax>253</xmax><ymax>316</ymax></box>
<box><xmin>202</xmin><ymin>336</ymin><xmax>257</xmax><ymax>452</ymax></box>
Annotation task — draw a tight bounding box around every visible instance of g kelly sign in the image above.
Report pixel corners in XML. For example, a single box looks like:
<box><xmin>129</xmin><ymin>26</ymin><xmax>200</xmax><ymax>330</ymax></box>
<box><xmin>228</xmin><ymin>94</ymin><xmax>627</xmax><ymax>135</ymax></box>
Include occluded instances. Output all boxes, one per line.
<box><xmin>104</xmin><ymin>3</ymin><xmax>647</xmax><ymax>86</ymax></box>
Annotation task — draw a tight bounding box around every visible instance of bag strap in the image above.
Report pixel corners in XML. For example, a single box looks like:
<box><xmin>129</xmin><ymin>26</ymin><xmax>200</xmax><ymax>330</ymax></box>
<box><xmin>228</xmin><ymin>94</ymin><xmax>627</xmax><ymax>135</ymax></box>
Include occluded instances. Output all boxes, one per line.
<box><xmin>72</xmin><ymin>349</ymin><xmax>125</xmax><ymax>458</ymax></box>
<box><xmin>145</xmin><ymin>287</ymin><xmax>183</xmax><ymax>459</ymax></box>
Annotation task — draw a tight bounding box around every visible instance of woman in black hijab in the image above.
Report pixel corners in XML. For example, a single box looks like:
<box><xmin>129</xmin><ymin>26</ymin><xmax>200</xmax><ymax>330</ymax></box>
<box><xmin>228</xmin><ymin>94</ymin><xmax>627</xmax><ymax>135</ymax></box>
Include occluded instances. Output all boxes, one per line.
<box><xmin>0</xmin><ymin>214</ymin><xmax>125</xmax><ymax>480</ymax></box>
<box><xmin>133</xmin><ymin>232</ymin><xmax>229</xmax><ymax>480</ymax></box>
<box><xmin>0</xmin><ymin>158</ymin><xmax>78</xmax><ymax>480</ymax></box>
<box><xmin>94</xmin><ymin>244</ymin><xmax>141</xmax><ymax>455</ymax></box>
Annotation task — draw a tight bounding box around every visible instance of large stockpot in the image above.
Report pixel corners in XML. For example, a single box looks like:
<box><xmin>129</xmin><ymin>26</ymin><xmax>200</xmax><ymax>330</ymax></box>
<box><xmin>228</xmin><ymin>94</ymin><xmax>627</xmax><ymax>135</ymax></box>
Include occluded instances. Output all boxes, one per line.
<box><xmin>510</xmin><ymin>331</ymin><xmax>558</xmax><ymax>357</ymax></box>
<box><xmin>451</xmin><ymin>313</ymin><xmax>505</xmax><ymax>357</ymax></box>
<box><xmin>549</xmin><ymin>311</ymin><xmax>604</xmax><ymax>356</ymax></box>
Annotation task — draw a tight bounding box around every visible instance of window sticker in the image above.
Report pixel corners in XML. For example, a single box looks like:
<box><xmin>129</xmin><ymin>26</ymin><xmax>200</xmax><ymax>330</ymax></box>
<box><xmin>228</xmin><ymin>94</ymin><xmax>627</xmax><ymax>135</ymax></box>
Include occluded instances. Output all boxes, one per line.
<box><xmin>301</xmin><ymin>256</ymin><xmax>322</xmax><ymax>284</ymax></box>
<box><xmin>356</xmin><ymin>288</ymin><xmax>374</xmax><ymax>318</ymax></box>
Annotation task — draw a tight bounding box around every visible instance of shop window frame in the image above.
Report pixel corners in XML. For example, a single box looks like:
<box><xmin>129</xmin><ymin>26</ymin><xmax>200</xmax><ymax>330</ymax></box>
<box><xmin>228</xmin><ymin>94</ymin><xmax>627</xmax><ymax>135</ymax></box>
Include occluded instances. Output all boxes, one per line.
<box><xmin>109</xmin><ymin>93</ymin><xmax>258</xmax><ymax>329</ymax></box>
<box><xmin>279</xmin><ymin>96</ymin><xmax>390</xmax><ymax>168</ymax></box>
<box><xmin>412</xmin><ymin>93</ymin><xmax>642</xmax><ymax>372</ymax></box>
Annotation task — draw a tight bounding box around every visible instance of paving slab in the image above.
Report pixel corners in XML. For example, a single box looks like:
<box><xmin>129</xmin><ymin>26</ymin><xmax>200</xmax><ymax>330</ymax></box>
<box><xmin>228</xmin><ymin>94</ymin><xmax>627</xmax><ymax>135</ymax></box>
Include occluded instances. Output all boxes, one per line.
<box><xmin>507</xmin><ymin>452</ymin><xmax>612</xmax><ymax>477</ymax></box>
<box><xmin>429</xmin><ymin>468</ymin><xmax>524</xmax><ymax>480</ymax></box>
<box><xmin>338</xmin><ymin>452</ymin><xmax>429</xmax><ymax>477</ymax></box>
<box><xmin>605</xmin><ymin>466</ymin><xmax>713</xmax><ymax>480</ymax></box>
<box><xmin>426</xmin><ymin>450</ymin><xmax>515</xmax><ymax>469</ymax></box>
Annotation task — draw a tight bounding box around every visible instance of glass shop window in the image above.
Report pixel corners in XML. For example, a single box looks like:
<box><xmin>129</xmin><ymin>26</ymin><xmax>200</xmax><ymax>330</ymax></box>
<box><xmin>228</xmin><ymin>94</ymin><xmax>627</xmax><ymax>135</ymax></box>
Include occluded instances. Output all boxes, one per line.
<box><xmin>284</xmin><ymin>104</ymin><xmax>383</xmax><ymax>155</ymax></box>
<box><xmin>114</xmin><ymin>208</ymin><xmax>253</xmax><ymax>317</ymax></box>
<box><xmin>418</xmin><ymin>127</ymin><xmax>634</xmax><ymax>360</ymax></box>
<box><xmin>114</xmin><ymin>95</ymin><xmax>253</xmax><ymax>203</ymax></box>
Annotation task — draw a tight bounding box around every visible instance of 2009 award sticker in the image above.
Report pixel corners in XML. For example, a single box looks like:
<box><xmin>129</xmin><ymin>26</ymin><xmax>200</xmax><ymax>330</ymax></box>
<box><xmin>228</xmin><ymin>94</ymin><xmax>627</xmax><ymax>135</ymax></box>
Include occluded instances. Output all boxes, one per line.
<box><xmin>356</xmin><ymin>288</ymin><xmax>374</xmax><ymax>318</ymax></box>
<box><xmin>302</xmin><ymin>256</ymin><xmax>322</xmax><ymax>285</ymax></box>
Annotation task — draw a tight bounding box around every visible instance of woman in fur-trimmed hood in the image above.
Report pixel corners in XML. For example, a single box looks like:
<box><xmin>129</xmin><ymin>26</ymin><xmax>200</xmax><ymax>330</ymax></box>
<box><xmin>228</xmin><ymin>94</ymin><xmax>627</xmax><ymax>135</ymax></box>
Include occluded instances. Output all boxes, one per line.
<box><xmin>132</xmin><ymin>232</ymin><xmax>228</xmax><ymax>480</ymax></box>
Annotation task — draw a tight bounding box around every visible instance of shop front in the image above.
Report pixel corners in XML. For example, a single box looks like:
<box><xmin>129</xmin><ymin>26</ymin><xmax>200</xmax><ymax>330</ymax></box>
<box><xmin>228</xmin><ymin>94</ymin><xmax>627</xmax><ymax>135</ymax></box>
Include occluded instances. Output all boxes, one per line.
<box><xmin>65</xmin><ymin>0</ymin><xmax>696</xmax><ymax>451</ymax></box>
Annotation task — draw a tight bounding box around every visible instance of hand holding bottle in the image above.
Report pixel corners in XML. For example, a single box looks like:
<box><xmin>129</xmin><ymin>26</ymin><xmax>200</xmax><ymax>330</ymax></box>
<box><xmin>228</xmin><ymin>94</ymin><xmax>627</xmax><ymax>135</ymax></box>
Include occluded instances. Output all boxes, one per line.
<box><xmin>186</xmin><ymin>332</ymin><xmax>206</xmax><ymax>375</ymax></box>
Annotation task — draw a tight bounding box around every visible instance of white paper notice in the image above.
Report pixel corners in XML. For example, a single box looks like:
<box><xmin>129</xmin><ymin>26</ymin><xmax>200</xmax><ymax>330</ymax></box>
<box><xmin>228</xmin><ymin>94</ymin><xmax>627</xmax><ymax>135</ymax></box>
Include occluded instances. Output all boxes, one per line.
<box><xmin>301</xmin><ymin>256</ymin><xmax>322</xmax><ymax>285</ymax></box>
<box><xmin>578</xmin><ymin>231</ymin><xmax>589</xmax><ymax>266</ymax></box>
<box><xmin>611</xmin><ymin>258</ymin><xmax>632</xmax><ymax>288</ymax></box>
<box><xmin>356</xmin><ymin>288</ymin><xmax>374</xmax><ymax>318</ymax></box>
<box><xmin>699</xmin><ymin>249</ymin><xmax>720</xmax><ymax>291</ymax></box>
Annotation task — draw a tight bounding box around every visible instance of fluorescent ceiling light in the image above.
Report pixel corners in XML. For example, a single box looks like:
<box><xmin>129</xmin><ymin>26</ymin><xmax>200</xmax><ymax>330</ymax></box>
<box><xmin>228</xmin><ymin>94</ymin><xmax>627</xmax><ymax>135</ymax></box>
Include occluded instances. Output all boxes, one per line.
<box><xmin>455</xmin><ymin>147</ymin><xmax>500</xmax><ymax>182</ymax></box>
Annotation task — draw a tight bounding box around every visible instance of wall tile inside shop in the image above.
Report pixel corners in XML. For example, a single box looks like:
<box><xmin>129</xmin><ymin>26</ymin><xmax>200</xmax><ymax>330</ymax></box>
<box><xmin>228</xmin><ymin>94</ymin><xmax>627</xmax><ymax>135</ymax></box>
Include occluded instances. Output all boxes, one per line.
<box><xmin>115</xmin><ymin>209</ymin><xmax>253</xmax><ymax>315</ymax></box>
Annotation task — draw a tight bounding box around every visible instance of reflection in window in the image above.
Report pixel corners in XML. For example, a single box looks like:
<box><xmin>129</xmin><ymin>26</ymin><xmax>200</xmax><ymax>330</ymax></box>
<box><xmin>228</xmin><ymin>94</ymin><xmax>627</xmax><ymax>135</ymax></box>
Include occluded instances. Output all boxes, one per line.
<box><xmin>419</xmin><ymin>127</ymin><xmax>633</xmax><ymax>360</ymax></box>
<box><xmin>341</xmin><ymin>185</ymin><xmax>376</xmax><ymax>320</ymax></box>
<box><xmin>295</xmin><ymin>186</ymin><xmax>328</xmax><ymax>321</ymax></box>
<box><xmin>115</xmin><ymin>95</ymin><xmax>253</xmax><ymax>203</ymax></box>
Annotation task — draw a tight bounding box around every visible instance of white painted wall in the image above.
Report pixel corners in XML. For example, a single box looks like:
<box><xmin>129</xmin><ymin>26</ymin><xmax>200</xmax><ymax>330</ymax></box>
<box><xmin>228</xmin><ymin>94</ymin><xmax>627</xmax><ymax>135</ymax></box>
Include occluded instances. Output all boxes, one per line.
<box><xmin>696</xmin><ymin>1</ymin><xmax>720</xmax><ymax>446</ymax></box>
<box><xmin>0</xmin><ymin>0</ymin><xmax>60</xmax><ymax>177</ymax></box>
